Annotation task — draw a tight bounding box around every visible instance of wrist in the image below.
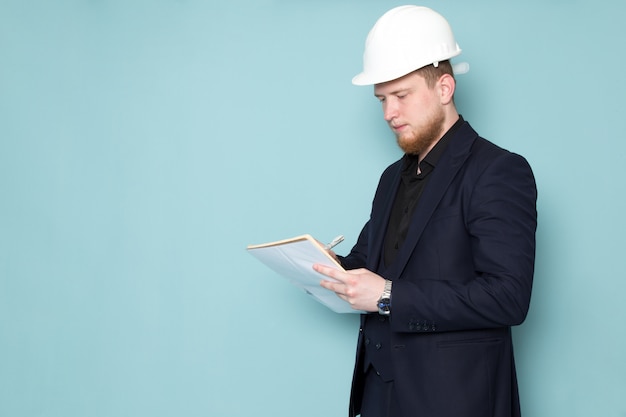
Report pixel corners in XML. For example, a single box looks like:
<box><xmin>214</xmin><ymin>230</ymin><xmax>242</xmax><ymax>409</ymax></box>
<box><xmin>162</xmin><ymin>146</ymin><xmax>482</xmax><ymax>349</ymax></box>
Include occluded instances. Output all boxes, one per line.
<box><xmin>377</xmin><ymin>279</ymin><xmax>392</xmax><ymax>315</ymax></box>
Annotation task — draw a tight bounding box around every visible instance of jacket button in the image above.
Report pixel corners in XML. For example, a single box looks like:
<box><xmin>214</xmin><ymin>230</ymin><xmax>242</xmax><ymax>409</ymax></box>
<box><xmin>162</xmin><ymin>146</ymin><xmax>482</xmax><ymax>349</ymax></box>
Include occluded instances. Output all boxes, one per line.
<box><xmin>375</xmin><ymin>343</ymin><xmax>382</xmax><ymax>350</ymax></box>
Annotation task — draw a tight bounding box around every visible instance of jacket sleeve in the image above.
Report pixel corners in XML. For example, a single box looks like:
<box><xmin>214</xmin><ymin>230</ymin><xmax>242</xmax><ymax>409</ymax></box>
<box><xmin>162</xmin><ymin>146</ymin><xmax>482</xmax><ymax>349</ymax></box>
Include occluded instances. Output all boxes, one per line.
<box><xmin>337</xmin><ymin>221</ymin><xmax>369</xmax><ymax>270</ymax></box>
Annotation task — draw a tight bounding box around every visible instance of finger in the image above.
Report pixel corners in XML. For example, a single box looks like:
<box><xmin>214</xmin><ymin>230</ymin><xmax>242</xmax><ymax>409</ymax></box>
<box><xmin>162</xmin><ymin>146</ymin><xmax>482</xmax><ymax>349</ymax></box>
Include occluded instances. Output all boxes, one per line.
<box><xmin>320</xmin><ymin>279</ymin><xmax>335</xmax><ymax>291</ymax></box>
<box><xmin>320</xmin><ymin>280</ymin><xmax>347</xmax><ymax>300</ymax></box>
<box><xmin>313</xmin><ymin>263</ymin><xmax>346</xmax><ymax>282</ymax></box>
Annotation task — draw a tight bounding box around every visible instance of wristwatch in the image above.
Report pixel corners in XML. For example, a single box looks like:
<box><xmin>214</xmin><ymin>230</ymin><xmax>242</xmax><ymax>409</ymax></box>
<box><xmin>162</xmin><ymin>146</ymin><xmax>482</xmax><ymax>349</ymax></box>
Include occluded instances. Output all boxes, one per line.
<box><xmin>377</xmin><ymin>280</ymin><xmax>392</xmax><ymax>315</ymax></box>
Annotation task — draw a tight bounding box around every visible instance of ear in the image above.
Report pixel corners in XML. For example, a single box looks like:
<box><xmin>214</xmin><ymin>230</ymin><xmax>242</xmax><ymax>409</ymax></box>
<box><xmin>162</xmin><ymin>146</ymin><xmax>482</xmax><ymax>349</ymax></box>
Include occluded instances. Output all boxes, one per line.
<box><xmin>438</xmin><ymin>74</ymin><xmax>456</xmax><ymax>105</ymax></box>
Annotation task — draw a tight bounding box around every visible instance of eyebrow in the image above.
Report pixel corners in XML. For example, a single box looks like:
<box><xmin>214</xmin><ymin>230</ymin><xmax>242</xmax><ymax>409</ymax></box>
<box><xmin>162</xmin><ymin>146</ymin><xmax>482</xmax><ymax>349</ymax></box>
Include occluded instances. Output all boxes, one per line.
<box><xmin>374</xmin><ymin>87</ymin><xmax>411</xmax><ymax>98</ymax></box>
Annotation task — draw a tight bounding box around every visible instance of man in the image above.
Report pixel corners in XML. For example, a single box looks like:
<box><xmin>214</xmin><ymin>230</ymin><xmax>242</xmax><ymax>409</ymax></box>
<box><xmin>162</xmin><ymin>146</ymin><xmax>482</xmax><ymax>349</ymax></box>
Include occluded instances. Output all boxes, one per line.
<box><xmin>313</xmin><ymin>6</ymin><xmax>537</xmax><ymax>417</ymax></box>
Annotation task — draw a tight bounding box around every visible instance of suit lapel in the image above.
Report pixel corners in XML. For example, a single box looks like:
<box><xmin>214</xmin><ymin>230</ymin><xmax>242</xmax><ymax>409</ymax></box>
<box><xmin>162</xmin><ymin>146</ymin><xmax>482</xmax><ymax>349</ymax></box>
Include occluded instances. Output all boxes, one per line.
<box><xmin>384</xmin><ymin>122</ymin><xmax>478</xmax><ymax>280</ymax></box>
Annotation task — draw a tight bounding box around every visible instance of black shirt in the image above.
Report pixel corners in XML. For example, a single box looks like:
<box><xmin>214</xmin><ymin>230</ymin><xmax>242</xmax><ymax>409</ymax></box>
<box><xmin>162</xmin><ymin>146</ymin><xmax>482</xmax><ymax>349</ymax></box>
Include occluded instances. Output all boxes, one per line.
<box><xmin>383</xmin><ymin>116</ymin><xmax>464</xmax><ymax>267</ymax></box>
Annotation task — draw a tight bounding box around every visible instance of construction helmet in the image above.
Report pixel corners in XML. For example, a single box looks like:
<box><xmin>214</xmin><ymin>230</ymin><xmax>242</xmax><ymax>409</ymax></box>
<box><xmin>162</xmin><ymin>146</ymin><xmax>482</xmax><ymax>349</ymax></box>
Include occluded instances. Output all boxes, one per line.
<box><xmin>352</xmin><ymin>5</ymin><xmax>468</xmax><ymax>86</ymax></box>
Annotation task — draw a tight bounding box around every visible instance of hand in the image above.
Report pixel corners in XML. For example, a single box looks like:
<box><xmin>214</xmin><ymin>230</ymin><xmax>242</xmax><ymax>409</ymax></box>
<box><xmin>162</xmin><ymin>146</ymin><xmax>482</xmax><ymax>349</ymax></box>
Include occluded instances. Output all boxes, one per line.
<box><xmin>313</xmin><ymin>264</ymin><xmax>386</xmax><ymax>312</ymax></box>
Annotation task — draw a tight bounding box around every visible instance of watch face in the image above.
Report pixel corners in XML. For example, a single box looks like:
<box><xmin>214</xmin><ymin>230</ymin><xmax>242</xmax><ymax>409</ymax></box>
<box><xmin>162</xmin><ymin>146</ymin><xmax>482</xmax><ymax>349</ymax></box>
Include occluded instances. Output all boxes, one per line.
<box><xmin>378</xmin><ymin>298</ymin><xmax>391</xmax><ymax>313</ymax></box>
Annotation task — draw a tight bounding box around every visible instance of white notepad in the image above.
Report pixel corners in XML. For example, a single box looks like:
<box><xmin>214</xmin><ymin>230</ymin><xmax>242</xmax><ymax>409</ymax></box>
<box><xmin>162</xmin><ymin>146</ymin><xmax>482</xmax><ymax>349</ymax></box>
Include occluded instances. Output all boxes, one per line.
<box><xmin>247</xmin><ymin>234</ymin><xmax>360</xmax><ymax>314</ymax></box>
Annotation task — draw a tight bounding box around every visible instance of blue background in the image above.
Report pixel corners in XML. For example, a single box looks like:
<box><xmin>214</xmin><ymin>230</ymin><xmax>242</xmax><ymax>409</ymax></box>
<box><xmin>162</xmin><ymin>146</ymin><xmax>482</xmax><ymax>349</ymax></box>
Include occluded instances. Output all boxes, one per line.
<box><xmin>1</xmin><ymin>1</ymin><xmax>625</xmax><ymax>416</ymax></box>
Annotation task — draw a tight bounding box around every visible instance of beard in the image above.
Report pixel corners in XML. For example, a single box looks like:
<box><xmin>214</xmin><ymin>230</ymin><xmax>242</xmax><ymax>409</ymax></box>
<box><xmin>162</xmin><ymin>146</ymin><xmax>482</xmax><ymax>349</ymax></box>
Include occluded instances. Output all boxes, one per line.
<box><xmin>395</xmin><ymin>107</ymin><xmax>445</xmax><ymax>156</ymax></box>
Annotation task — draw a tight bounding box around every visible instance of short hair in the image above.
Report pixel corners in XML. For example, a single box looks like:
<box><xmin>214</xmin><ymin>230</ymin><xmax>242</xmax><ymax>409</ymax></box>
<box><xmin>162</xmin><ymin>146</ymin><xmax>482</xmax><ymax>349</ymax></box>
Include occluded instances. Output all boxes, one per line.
<box><xmin>415</xmin><ymin>60</ymin><xmax>454</xmax><ymax>88</ymax></box>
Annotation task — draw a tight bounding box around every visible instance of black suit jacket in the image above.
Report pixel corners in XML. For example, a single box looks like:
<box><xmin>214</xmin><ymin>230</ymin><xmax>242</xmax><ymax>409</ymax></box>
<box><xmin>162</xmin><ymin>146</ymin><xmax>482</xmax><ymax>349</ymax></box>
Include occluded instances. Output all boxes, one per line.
<box><xmin>340</xmin><ymin>121</ymin><xmax>537</xmax><ymax>417</ymax></box>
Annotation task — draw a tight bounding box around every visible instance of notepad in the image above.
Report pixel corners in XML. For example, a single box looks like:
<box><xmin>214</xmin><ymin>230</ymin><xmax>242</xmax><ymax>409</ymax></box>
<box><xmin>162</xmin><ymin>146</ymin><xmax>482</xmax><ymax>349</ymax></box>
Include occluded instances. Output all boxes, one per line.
<box><xmin>247</xmin><ymin>234</ymin><xmax>360</xmax><ymax>314</ymax></box>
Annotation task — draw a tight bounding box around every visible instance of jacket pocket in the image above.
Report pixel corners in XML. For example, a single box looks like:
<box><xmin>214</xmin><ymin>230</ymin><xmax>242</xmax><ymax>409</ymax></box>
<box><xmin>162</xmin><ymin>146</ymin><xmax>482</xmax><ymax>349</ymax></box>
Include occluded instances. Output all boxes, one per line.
<box><xmin>437</xmin><ymin>336</ymin><xmax>503</xmax><ymax>349</ymax></box>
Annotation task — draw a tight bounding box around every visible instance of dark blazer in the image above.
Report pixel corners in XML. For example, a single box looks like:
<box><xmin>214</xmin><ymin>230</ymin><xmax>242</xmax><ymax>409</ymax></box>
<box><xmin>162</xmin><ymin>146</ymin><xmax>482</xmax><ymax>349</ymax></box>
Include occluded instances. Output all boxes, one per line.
<box><xmin>340</xmin><ymin>121</ymin><xmax>537</xmax><ymax>417</ymax></box>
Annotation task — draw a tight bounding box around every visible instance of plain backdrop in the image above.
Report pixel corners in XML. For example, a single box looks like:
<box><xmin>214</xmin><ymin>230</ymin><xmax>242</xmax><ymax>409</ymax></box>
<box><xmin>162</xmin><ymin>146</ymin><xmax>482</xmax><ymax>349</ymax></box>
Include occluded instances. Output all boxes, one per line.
<box><xmin>1</xmin><ymin>1</ymin><xmax>625</xmax><ymax>416</ymax></box>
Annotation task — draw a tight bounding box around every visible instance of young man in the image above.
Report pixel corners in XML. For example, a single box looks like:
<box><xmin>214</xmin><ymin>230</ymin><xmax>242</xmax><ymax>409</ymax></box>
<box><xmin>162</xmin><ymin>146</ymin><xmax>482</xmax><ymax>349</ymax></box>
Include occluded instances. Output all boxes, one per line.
<box><xmin>314</xmin><ymin>6</ymin><xmax>537</xmax><ymax>417</ymax></box>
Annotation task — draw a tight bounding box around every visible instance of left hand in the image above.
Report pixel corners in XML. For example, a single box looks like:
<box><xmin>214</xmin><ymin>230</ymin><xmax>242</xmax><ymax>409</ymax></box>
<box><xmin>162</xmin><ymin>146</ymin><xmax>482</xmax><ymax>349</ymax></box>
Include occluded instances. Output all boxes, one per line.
<box><xmin>313</xmin><ymin>264</ymin><xmax>386</xmax><ymax>312</ymax></box>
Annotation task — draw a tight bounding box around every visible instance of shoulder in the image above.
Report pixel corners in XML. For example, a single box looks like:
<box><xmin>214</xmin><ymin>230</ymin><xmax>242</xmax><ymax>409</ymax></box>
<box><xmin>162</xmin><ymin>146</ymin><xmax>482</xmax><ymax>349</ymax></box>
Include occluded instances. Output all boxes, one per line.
<box><xmin>470</xmin><ymin>136</ymin><xmax>533</xmax><ymax>176</ymax></box>
<box><xmin>449</xmin><ymin>123</ymin><xmax>536</xmax><ymax>193</ymax></box>
<box><xmin>462</xmin><ymin>137</ymin><xmax>537</xmax><ymax>206</ymax></box>
<box><xmin>453</xmin><ymin>122</ymin><xmax>533</xmax><ymax>175</ymax></box>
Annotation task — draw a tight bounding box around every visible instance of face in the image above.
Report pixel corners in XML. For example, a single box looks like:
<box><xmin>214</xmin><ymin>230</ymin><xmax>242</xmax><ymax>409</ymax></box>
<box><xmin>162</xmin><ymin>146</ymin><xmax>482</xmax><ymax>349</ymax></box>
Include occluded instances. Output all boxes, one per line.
<box><xmin>374</xmin><ymin>71</ymin><xmax>445</xmax><ymax>156</ymax></box>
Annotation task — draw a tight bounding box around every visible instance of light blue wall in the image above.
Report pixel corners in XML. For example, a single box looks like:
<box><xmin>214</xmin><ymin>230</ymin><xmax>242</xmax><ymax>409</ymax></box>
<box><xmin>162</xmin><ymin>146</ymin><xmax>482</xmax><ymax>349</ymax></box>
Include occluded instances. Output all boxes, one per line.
<box><xmin>1</xmin><ymin>1</ymin><xmax>625</xmax><ymax>416</ymax></box>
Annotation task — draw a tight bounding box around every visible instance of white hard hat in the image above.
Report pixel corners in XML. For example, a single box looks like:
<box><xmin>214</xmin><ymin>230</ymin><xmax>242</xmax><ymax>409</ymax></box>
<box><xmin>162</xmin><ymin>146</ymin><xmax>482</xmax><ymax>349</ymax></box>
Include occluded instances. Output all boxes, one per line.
<box><xmin>352</xmin><ymin>5</ymin><xmax>469</xmax><ymax>86</ymax></box>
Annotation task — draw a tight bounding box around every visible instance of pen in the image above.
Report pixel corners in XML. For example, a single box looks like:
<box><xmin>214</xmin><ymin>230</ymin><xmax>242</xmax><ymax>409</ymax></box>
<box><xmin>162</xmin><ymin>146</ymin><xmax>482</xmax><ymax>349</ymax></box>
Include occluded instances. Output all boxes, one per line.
<box><xmin>324</xmin><ymin>235</ymin><xmax>344</xmax><ymax>250</ymax></box>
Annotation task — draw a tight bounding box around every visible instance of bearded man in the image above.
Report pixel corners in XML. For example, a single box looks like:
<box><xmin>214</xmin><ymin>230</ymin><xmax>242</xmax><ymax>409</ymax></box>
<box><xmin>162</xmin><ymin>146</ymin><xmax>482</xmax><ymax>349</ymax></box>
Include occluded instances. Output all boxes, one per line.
<box><xmin>313</xmin><ymin>6</ymin><xmax>538</xmax><ymax>417</ymax></box>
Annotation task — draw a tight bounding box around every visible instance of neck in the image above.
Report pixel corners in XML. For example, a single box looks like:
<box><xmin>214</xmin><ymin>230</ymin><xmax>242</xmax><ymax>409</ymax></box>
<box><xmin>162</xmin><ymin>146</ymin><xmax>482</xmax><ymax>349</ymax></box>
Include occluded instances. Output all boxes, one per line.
<box><xmin>418</xmin><ymin>108</ymin><xmax>459</xmax><ymax>163</ymax></box>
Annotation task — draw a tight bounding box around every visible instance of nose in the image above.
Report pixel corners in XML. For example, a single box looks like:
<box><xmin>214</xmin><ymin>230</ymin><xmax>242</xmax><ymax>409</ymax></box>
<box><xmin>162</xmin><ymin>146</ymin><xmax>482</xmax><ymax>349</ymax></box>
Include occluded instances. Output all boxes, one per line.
<box><xmin>382</xmin><ymin>99</ymin><xmax>398</xmax><ymax>122</ymax></box>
